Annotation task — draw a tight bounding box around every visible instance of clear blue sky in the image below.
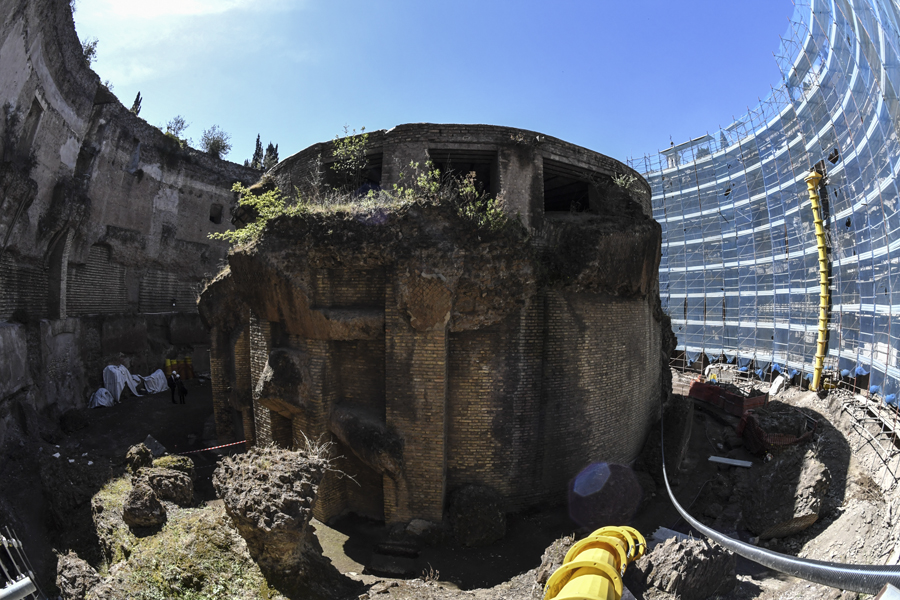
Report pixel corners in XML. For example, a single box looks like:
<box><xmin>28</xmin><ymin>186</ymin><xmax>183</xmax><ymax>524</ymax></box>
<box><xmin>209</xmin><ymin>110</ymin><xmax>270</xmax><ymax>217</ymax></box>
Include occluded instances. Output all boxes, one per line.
<box><xmin>73</xmin><ymin>0</ymin><xmax>795</xmax><ymax>167</ymax></box>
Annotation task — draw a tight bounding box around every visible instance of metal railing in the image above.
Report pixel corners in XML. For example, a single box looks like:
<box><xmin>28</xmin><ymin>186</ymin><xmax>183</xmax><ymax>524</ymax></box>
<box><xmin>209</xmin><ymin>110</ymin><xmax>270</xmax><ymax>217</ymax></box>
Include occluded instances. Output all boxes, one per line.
<box><xmin>0</xmin><ymin>527</ymin><xmax>41</xmax><ymax>600</ymax></box>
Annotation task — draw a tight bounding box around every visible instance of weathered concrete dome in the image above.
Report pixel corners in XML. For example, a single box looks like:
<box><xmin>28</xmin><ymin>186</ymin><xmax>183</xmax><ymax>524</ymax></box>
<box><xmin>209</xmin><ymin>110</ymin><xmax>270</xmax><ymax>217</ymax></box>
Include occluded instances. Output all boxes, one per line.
<box><xmin>200</xmin><ymin>124</ymin><xmax>674</xmax><ymax>525</ymax></box>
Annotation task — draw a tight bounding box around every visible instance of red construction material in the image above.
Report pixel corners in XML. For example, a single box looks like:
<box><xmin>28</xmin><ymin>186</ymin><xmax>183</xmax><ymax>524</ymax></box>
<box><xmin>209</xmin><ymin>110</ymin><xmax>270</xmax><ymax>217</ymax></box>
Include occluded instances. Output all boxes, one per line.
<box><xmin>688</xmin><ymin>379</ymin><xmax>769</xmax><ymax>417</ymax></box>
<box><xmin>737</xmin><ymin>413</ymin><xmax>817</xmax><ymax>455</ymax></box>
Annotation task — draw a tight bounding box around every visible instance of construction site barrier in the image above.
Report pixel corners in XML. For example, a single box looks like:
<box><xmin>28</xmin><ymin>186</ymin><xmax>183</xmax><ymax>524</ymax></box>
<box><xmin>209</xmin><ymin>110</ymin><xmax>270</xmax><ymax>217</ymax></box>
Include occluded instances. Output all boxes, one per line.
<box><xmin>176</xmin><ymin>440</ymin><xmax>246</xmax><ymax>455</ymax></box>
<box><xmin>543</xmin><ymin>526</ymin><xmax>646</xmax><ymax>600</ymax></box>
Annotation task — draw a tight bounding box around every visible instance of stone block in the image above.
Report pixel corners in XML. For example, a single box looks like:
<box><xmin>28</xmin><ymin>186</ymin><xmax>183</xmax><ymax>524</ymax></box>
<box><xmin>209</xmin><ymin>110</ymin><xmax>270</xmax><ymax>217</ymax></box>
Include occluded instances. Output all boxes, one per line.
<box><xmin>0</xmin><ymin>323</ymin><xmax>30</xmax><ymax>400</ymax></box>
<box><xmin>168</xmin><ymin>313</ymin><xmax>209</xmax><ymax>345</ymax></box>
<box><xmin>101</xmin><ymin>317</ymin><xmax>148</xmax><ymax>355</ymax></box>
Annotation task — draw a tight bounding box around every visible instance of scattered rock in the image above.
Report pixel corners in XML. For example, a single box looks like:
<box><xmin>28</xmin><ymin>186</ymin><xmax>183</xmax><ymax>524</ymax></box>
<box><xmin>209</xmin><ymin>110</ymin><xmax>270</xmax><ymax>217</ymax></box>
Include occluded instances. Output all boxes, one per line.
<box><xmin>634</xmin><ymin>470</ymin><xmax>658</xmax><ymax>510</ymax></box>
<box><xmin>704</xmin><ymin>502</ymin><xmax>723</xmax><ymax>519</ymax></box>
<box><xmin>752</xmin><ymin>403</ymin><xmax>808</xmax><ymax>438</ymax></box>
<box><xmin>136</xmin><ymin>467</ymin><xmax>193</xmax><ymax>506</ymax></box>
<box><xmin>142</xmin><ymin>435</ymin><xmax>167</xmax><ymax>457</ymax></box>
<box><xmin>625</xmin><ymin>537</ymin><xmax>736</xmax><ymax>600</ymax></box>
<box><xmin>124</xmin><ymin>444</ymin><xmax>152</xmax><ymax>474</ymax></box>
<box><xmin>212</xmin><ymin>445</ymin><xmax>353</xmax><ymax>598</ymax></box>
<box><xmin>723</xmin><ymin>429</ymin><xmax>744</xmax><ymax>450</ymax></box>
<box><xmin>151</xmin><ymin>454</ymin><xmax>195</xmax><ymax>481</ymax></box>
<box><xmin>56</xmin><ymin>551</ymin><xmax>101</xmax><ymax>600</ymax></box>
<box><xmin>366</xmin><ymin>552</ymin><xmax>417</xmax><ymax>578</ymax></box>
<box><xmin>448</xmin><ymin>485</ymin><xmax>506</xmax><ymax>547</ymax></box>
<box><xmin>13</xmin><ymin>399</ymin><xmax>64</xmax><ymax>444</ymax></box>
<box><xmin>366</xmin><ymin>580</ymin><xmax>399</xmax><ymax>595</ymax></box>
<box><xmin>122</xmin><ymin>480</ymin><xmax>166</xmax><ymax>528</ymax></box>
<box><xmin>91</xmin><ymin>478</ymin><xmax>136</xmax><ymax>565</ymax></box>
<box><xmin>535</xmin><ymin>535</ymin><xmax>575</xmax><ymax>586</ymax></box>
<box><xmin>743</xmin><ymin>447</ymin><xmax>830</xmax><ymax>539</ymax></box>
<box><xmin>405</xmin><ymin>518</ymin><xmax>439</xmax><ymax>544</ymax></box>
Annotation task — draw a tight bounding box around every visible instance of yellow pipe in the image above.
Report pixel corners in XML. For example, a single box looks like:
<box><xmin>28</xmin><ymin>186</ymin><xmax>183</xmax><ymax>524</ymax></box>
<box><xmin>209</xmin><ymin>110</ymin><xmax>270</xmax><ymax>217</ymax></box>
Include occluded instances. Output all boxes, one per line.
<box><xmin>544</xmin><ymin>526</ymin><xmax>646</xmax><ymax>600</ymax></box>
<box><xmin>804</xmin><ymin>170</ymin><xmax>828</xmax><ymax>391</ymax></box>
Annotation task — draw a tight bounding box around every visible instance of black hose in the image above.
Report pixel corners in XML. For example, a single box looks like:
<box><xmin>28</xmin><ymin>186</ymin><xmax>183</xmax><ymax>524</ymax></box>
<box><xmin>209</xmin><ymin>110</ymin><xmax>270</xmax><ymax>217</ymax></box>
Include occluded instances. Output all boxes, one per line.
<box><xmin>660</xmin><ymin>400</ymin><xmax>900</xmax><ymax>594</ymax></box>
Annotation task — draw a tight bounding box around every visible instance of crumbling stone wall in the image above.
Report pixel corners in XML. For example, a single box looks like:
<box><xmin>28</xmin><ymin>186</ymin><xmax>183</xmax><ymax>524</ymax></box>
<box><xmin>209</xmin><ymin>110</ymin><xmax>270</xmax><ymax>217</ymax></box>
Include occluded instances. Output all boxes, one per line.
<box><xmin>200</xmin><ymin>126</ymin><xmax>671</xmax><ymax>525</ymax></box>
<box><xmin>0</xmin><ymin>0</ymin><xmax>258</xmax><ymax>445</ymax></box>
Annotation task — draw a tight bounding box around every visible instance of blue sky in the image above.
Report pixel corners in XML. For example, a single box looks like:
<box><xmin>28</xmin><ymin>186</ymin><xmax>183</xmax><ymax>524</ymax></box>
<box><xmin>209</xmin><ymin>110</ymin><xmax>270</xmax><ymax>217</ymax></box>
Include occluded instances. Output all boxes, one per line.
<box><xmin>73</xmin><ymin>0</ymin><xmax>795</xmax><ymax>167</ymax></box>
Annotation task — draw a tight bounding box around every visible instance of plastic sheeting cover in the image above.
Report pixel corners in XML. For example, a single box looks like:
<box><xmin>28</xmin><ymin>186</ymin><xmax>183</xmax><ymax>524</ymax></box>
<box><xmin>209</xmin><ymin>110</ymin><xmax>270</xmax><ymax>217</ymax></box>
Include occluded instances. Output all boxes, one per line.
<box><xmin>138</xmin><ymin>369</ymin><xmax>168</xmax><ymax>394</ymax></box>
<box><xmin>102</xmin><ymin>365</ymin><xmax>142</xmax><ymax>402</ymax></box>
<box><xmin>89</xmin><ymin>388</ymin><xmax>115</xmax><ymax>409</ymax></box>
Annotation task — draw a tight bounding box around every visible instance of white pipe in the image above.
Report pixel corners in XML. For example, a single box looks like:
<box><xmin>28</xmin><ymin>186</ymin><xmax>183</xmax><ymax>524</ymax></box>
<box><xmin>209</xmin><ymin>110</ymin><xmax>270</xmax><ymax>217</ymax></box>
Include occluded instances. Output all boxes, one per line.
<box><xmin>0</xmin><ymin>577</ymin><xmax>36</xmax><ymax>600</ymax></box>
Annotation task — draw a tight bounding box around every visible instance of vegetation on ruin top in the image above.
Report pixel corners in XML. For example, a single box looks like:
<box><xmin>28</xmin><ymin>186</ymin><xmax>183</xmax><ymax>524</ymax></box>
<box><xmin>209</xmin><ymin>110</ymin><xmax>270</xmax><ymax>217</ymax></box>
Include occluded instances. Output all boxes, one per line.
<box><xmin>210</xmin><ymin>129</ymin><xmax>518</xmax><ymax>247</ymax></box>
<box><xmin>211</xmin><ymin>163</ymin><xmax>515</xmax><ymax>247</ymax></box>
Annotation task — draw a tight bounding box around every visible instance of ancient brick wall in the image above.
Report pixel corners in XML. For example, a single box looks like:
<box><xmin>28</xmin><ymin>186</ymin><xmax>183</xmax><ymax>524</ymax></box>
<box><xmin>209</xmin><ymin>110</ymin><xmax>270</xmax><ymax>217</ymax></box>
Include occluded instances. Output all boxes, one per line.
<box><xmin>139</xmin><ymin>270</ymin><xmax>199</xmax><ymax>314</ymax></box>
<box><xmin>445</xmin><ymin>291</ymin><xmax>663</xmax><ymax>511</ymax></box>
<box><xmin>210</xmin><ymin>327</ymin><xmax>234</xmax><ymax>442</ymax></box>
<box><xmin>313</xmin><ymin>268</ymin><xmax>385</xmax><ymax>308</ymax></box>
<box><xmin>302</xmin><ymin>269</ymin><xmax>388</xmax><ymax>522</ymax></box>
<box><xmin>66</xmin><ymin>245</ymin><xmax>128</xmax><ymax>315</ymax></box>
<box><xmin>249</xmin><ymin>312</ymin><xmax>275</xmax><ymax>445</ymax></box>
<box><xmin>384</xmin><ymin>280</ymin><xmax>449</xmax><ymax>523</ymax></box>
<box><xmin>0</xmin><ymin>255</ymin><xmax>48</xmax><ymax>320</ymax></box>
<box><xmin>0</xmin><ymin>0</ymin><xmax>260</xmax><ymax>439</ymax></box>
<box><xmin>446</xmin><ymin>294</ymin><xmax>545</xmax><ymax>507</ymax></box>
<box><xmin>209</xmin><ymin>126</ymin><xmax>668</xmax><ymax>525</ymax></box>
<box><xmin>540</xmin><ymin>291</ymin><xmax>660</xmax><ymax>487</ymax></box>
<box><xmin>270</xmin><ymin>123</ymin><xmax>652</xmax><ymax>223</ymax></box>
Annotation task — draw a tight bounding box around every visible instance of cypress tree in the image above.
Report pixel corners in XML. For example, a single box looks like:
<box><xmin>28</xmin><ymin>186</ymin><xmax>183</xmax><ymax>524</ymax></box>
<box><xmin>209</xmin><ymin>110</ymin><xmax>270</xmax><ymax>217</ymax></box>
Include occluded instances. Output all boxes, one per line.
<box><xmin>130</xmin><ymin>92</ymin><xmax>142</xmax><ymax>116</ymax></box>
<box><xmin>250</xmin><ymin>135</ymin><xmax>264</xmax><ymax>170</ymax></box>
<box><xmin>263</xmin><ymin>143</ymin><xmax>279</xmax><ymax>171</ymax></box>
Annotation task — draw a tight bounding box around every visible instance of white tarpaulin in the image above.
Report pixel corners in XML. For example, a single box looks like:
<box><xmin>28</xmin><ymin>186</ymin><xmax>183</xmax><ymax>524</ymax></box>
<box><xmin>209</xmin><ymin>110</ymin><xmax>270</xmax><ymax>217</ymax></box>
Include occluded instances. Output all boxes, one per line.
<box><xmin>103</xmin><ymin>365</ymin><xmax>143</xmax><ymax>402</ymax></box>
<box><xmin>138</xmin><ymin>369</ymin><xmax>168</xmax><ymax>394</ymax></box>
<box><xmin>89</xmin><ymin>388</ymin><xmax>115</xmax><ymax>409</ymax></box>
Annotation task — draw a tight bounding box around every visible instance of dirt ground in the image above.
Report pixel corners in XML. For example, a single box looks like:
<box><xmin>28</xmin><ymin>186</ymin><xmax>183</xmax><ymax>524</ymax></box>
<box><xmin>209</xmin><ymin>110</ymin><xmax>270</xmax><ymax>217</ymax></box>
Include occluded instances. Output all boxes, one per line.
<box><xmin>5</xmin><ymin>368</ymin><xmax>900</xmax><ymax>599</ymax></box>
<box><xmin>0</xmin><ymin>377</ymin><xmax>223</xmax><ymax>595</ymax></box>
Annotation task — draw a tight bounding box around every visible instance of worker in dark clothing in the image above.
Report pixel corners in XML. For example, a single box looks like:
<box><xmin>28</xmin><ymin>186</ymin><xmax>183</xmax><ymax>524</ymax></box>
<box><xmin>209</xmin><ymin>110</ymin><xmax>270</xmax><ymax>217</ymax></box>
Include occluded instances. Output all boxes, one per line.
<box><xmin>176</xmin><ymin>373</ymin><xmax>188</xmax><ymax>404</ymax></box>
<box><xmin>168</xmin><ymin>370</ymin><xmax>178</xmax><ymax>404</ymax></box>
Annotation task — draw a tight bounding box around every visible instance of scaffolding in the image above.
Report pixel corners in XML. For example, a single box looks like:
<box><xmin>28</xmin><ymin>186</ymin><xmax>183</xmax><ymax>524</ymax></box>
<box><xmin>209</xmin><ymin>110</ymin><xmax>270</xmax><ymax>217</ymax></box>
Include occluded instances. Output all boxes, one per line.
<box><xmin>630</xmin><ymin>0</ymin><xmax>900</xmax><ymax>406</ymax></box>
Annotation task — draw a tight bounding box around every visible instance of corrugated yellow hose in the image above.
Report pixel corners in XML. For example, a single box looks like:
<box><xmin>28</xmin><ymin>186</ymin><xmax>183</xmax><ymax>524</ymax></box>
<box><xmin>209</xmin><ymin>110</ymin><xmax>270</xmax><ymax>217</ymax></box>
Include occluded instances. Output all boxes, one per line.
<box><xmin>804</xmin><ymin>170</ymin><xmax>828</xmax><ymax>391</ymax></box>
<box><xmin>544</xmin><ymin>526</ymin><xmax>646</xmax><ymax>600</ymax></box>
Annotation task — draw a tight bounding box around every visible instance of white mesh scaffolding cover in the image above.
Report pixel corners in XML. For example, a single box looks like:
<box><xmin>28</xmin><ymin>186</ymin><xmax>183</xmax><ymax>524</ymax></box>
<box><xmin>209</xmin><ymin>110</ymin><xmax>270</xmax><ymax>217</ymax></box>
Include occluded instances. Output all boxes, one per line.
<box><xmin>630</xmin><ymin>0</ymin><xmax>900</xmax><ymax>396</ymax></box>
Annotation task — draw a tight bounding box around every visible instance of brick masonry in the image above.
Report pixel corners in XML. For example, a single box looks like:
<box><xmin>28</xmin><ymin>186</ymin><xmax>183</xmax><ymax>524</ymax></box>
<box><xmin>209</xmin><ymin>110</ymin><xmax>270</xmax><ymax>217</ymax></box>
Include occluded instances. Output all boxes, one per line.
<box><xmin>201</xmin><ymin>124</ymin><xmax>669</xmax><ymax>525</ymax></box>
<box><xmin>0</xmin><ymin>0</ymin><xmax>261</xmax><ymax>441</ymax></box>
<box><xmin>213</xmin><ymin>262</ymin><xmax>665</xmax><ymax>523</ymax></box>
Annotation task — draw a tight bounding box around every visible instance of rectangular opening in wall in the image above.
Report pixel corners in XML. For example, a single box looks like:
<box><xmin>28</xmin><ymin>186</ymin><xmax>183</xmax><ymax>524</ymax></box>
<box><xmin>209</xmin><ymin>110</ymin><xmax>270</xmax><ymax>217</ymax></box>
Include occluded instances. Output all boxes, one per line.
<box><xmin>543</xmin><ymin>157</ymin><xmax>592</xmax><ymax>212</ymax></box>
<box><xmin>428</xmin><ymin>149</ymin><xmax>498</xmax><ymax>197</ymax></box>
<box><xmin>322</xmin><ymin>152</ymin><xmax>383</xmax><ymax>195</ymax></box>
<box><xmin>17</xmin><ymin>97</ymin><xmax>44</xmax><ymax>157</ymax></box>
<box><xmin>209</xmin><ymin>203</ymin><xmax>223</xmax><ymax>224</ymax></box>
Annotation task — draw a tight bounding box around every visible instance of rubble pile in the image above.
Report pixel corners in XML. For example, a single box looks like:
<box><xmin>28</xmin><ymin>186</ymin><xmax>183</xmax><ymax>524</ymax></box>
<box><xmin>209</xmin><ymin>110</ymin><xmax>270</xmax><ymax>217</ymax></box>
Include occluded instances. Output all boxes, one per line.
<box><xmin>55</xmin><ymin>552</ymin><xmax>101</xmax><ymax>600</ymax></box>
<box><xmin>212</xmin><ymin>445</ymin><xmax>355</xmax><ymax>598</ymax></box>
<box><xmin>121</xmin><ymin>479</ymin><xmax>166</xmax><ymax>528</ymax></box>
<box><xmin>625</xmin><ymin>537</ymin><xmax>736</xmax><ymax>600</ymax></box>
<box><xmin>743</xmin><ymin>447</ymin><xmax>830</xmax><ymax>539</ymax></box>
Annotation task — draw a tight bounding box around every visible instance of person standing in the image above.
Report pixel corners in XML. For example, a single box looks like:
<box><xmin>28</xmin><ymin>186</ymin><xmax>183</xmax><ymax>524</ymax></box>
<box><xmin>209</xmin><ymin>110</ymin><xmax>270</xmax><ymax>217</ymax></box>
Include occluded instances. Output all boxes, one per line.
<box><xmin>176</xmin><ymin>373</ymin><xmax>188</xmax><ymax>404</ymax></box>
<box><xmin>168</xmin><ymin>370</ymin><xmax>178</xmax><ymax>404</ymax></box>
